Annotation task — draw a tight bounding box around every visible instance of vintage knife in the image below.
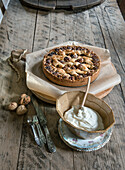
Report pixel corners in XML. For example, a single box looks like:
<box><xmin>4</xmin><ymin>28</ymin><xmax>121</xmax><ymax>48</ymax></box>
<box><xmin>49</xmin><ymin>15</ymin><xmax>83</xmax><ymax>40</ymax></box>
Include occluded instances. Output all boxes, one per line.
<box><xmin>32</xmin><ymin>95</ymin><xmax>56</xmax><ymax>153</ymax></box>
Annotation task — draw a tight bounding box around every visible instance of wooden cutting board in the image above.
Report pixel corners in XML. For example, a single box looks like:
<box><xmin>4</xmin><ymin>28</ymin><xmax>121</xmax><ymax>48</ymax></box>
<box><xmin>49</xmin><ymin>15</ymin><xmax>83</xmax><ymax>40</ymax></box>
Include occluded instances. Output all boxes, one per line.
<box><xmin>20</xmin><ymin>0</ymin><xmax>105</xmax><ymax>11</ymax></box>
<box><xmin>32</xmin><ymin>87</ymin><xmax>114</xmax><ymax>104</ymax></box>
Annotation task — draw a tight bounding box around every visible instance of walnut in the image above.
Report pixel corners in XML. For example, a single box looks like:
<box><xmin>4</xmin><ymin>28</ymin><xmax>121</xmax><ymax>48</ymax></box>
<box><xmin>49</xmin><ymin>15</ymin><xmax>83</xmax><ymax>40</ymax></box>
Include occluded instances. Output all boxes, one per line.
<box><xmin>8</xmin><ymin>102</ymin><xmax>18</xmax><ymax>111</ymax></box>
<box><xmin>19</xmin><ymin>94</ymin><xmax>31</xmax><ymax>105</ymax></box>
<box><xmin>16</xmin><ymin>105</ymin><xmax>27</xmax><ymax>115</ymax></box>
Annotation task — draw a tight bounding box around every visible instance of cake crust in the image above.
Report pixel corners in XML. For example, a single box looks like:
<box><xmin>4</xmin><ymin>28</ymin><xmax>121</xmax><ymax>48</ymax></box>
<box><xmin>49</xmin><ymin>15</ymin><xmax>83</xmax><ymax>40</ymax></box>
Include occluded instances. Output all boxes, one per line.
<box><xmin>42</xmin><ymin>45</ymin><xmax>100</xmax><ymax>87</ymax></box>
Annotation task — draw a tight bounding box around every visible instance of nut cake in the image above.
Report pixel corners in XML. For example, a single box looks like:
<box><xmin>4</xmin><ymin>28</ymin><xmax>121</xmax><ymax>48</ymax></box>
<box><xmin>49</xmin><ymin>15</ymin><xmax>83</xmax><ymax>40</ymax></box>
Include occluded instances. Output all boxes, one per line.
<box><xmin>42</xmin><ymin>45</ymin><xmax>100</xmax><ymax>87</ymax></box>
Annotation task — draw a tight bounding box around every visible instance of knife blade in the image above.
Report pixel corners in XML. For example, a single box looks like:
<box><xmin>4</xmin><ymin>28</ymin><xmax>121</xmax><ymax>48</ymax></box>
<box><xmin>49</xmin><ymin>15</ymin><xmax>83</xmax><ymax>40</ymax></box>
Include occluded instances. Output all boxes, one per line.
<box><xmin>32</xmin><ymin>95</ymin><xmax>56</xmax><ymax>153</ymax></box>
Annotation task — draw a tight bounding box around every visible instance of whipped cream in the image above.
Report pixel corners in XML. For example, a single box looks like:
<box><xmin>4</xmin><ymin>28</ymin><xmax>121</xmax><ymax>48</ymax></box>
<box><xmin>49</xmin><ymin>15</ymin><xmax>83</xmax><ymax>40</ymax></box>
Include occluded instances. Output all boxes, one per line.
<box><xmin>64</xmin><ymin>105</ymin><xmax>104</xmax><ymax>131</ymax></box>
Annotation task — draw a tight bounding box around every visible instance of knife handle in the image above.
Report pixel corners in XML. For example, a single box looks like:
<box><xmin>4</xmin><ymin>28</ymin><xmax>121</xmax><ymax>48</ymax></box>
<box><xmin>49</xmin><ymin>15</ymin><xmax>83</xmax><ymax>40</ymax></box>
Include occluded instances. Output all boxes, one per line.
<box><xmin>31</xmin><ymin>124</ymin><xmax>41</xmax><ymax>146</ymax></box>
<box><xmin>43</xmin><ymin>125</ymin><xmax>56</xmax><ymax>153</ymax></box>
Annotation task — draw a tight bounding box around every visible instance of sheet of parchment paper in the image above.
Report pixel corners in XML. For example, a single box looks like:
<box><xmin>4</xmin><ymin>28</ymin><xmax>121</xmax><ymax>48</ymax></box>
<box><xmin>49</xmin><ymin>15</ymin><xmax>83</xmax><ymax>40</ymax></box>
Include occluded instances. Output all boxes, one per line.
<box><xmin>26</xmin><ymin>41</ymin><xmax>121</xmax><ymax>100</ymax></box>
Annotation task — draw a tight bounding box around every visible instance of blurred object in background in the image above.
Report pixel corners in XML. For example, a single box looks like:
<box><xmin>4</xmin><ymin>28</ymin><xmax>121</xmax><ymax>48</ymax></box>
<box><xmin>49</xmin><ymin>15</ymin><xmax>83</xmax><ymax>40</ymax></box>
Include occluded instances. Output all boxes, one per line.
<box><xmin>117</xmin><ymin>0</ymin><xmax>125</xmax><ymax>20</ymax></box>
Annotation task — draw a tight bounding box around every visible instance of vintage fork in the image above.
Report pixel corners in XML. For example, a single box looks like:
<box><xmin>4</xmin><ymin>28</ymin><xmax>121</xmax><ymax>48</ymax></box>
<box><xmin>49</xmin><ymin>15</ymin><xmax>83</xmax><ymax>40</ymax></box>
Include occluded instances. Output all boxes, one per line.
<box><xmin>33</xmin><ymin>115</ymin><xmax>46</xmax><ymax>146</ymax></box>
<box><xmin>27</xmin><ymin>116</ymin><xmax>41</xmax><ymax>146</ymax></box>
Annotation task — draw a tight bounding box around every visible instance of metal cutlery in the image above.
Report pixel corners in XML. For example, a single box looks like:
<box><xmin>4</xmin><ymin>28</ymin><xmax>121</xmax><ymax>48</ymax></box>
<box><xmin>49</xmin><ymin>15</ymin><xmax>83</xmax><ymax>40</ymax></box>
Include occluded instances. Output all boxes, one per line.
<box><xmin>32</xmin><ymin>95</ymin><xmax>56</xmax><ymax>153</ymax></box>
<box><xmin>27</xmin><ymin>116</ymin><xmax>41</xmax><ymax>146</ymax></box>
<box><xmin>33</xmin><ymin>115</ymin><xmax>46</xmax><ymax>146</ymax></box>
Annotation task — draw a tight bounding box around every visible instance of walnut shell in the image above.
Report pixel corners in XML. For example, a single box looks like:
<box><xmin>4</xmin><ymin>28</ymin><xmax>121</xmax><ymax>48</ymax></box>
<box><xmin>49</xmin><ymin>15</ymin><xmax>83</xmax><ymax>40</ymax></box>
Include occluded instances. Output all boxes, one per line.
<box><xmin>16</xmin><ymin>105</ymin><xmax>27</xmax><ymax>115</ymax></box>
<box><xmin>19</xmin><ymin>94</ymin><xmax>31</xmax><ymax>105</ymax></box>
<box><xmin>8</xmin><ymin>102</ymin><xmax>18</xmax><ymax>111</ymax></box>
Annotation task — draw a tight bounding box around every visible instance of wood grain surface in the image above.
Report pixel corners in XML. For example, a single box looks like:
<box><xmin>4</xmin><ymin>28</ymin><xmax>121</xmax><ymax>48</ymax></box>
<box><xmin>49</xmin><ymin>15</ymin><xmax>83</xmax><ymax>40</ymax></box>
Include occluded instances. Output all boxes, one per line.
<box><xmin>0</xmin><ymin>0</ymin><xmax>125</xmax><ymax>169</ymax></box>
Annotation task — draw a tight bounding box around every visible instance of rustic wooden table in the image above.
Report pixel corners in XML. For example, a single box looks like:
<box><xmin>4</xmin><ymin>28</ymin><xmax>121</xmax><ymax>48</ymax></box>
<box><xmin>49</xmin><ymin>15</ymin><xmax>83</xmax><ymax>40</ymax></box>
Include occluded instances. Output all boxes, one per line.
<box><xmin>0</xmin><ymin>0</ymin><xmax>125</xmax><ymax>169</ymax></box>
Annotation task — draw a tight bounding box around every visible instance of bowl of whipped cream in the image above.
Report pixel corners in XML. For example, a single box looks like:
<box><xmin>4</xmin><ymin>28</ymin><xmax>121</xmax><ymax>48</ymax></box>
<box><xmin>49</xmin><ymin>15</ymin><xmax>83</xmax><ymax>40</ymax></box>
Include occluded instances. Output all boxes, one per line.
<box><xmin>56</xmin><ymin>91</ymin><xmax>115</xmax><ymax>139</ymax></box>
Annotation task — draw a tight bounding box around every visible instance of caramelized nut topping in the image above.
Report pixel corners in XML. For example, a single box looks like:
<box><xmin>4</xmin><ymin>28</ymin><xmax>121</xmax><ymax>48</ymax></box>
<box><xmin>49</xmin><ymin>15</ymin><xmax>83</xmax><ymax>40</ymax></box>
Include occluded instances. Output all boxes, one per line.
<box><xmin>64</xmin><ymin>57</ymin><xmax>70</xmax><ymax>62</ymax></box>
<box><xmin>46</xmin><ymin>58</ymin><xmax>51</xmax><ymax>64</ymax></box>
<box><xmin>55</xmin><ymin>48</ymin><xmax>59</xmax><ymax>52</ymax></box>
<box><xmin>76</xmin><ymin>58</ymin><xmax>84</xmax><ymax>63</ymax></box>
<box><xmin>70</xmin><ymin>54</ymin><xmax>77</xmax><ymax>58</ymax></box>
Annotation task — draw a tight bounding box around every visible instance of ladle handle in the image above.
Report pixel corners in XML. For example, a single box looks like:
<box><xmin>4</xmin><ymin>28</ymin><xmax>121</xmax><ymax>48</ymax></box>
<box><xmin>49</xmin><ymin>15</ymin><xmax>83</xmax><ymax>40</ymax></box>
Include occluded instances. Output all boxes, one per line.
<box><xmin>81</xmin><ymin>76</ymin><xmax>91</xmax><ymax>106</ymax></box>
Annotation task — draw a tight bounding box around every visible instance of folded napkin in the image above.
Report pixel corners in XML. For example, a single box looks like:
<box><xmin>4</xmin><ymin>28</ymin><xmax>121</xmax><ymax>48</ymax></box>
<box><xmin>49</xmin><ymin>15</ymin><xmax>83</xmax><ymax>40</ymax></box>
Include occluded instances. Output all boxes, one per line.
<box><xmin>25</xmin><ymin>41</ymin><xmax>121</xmax><ymax>101</ymax></box>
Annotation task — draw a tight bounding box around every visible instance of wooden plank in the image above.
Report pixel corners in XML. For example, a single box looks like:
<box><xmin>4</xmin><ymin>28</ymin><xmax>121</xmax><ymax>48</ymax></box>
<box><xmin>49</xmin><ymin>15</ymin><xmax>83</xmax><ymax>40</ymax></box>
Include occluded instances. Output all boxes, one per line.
<box><xmin>95</xmin><ymin>0</ymin><xmax>125</xmax><ymax>98</ymax></box>
<box><xmin>0</xmin><ymin>0</ymin><xmax>37</xmax><ymax>169</ymax></box>
<box><xmin>72</xmin><ymin>3</ymin><xmax>125</xmax><ymax>170</ymax></box>
<box><xmin>57</xmin><ymin>1</ymin><xmax>125</xmax><ymax>170</ymax></box>
<box><xmin>31</xmin><ymin>11</ymin><xmax>51</xmax><ymax>51</ymax></box>
<box><xmin>65</xmin><ymin>10</ymin><xmax>95</xmax><ymax>44</ymax></box>
<box><xmin>63</xmin><ymin>8</ymin><xmax>123</xmax><ymax>169</ymax></box>
<box><xmin>93</xmin><ymin>2</ymin><xmax>125</xmax><ymax>167</ymax></box>
<box><xmin>64</xmin><ymin>11</ymin><xmax>98</xmax><ymax>169</ymax></box>
<box><xmin>63</xmin><ymin>1</ymin><xmax>125</xmax><ymax>169</ymax></box>
<box><xmin>18</xmin><ymin>1</ymin><xmax>125</xmax><ymax>170</ymax></box>
<box><xmin>71</xmin><ymin>1</ymin><xmax>125</xmax><ymax>169</ymax></box>
<box><xmin>17</xmin><ymin>11</ymin><xmax>74</xmax><ymax>169</ymax></box>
